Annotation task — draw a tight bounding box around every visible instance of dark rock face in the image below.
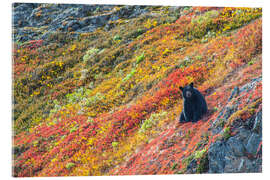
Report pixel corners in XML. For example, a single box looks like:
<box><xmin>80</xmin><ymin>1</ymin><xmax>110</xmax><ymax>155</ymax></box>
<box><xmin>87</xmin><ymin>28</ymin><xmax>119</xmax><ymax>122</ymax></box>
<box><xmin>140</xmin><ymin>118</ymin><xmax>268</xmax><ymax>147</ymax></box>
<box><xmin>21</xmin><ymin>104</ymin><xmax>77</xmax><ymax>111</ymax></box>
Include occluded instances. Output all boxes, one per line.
<box><xmin>12</xmin><ymin>3</ymin><xmax>148</xmax><ymax>43</ymax></box>
<box><xmin>208</xmin><ymin>78</ymin><xmax>262</xmax><ymax>173</ymax></box>
<box><xmin>228</xmin><ymin>87</ymin><xmax>239</xmax><ymax>102</ymax></box>
<box><xmin>252</xmin><ymin>111</ymin><xmax>262</xmax><ymax>133</ymax></box>
<box><xmin>245</xmin><ymin>133</ymin><xmax>261</xmax><ymax>156</ymax></box>
<box><xmin>208</xmin><ymin>123</ymin><xmax>262</xmax><ymax>173</ymax></box>
<box><xmin>208</xmin><ymin>111</ymin><xmax>262</xmax><ymax>173</ymax></box>
<box><xmin>12</xmin><ymin>3</ymin><xmax>38</xmax><ymax>28</ymax></box>
<box><xmin>208</xmin><ymin>141</ymin><xmax>228</xmax><ymax>173</ymax></box>
<box><xmin>227</xmin><ymin>136</ymin><xmax>246</xmax><ymax>157</ymax></box>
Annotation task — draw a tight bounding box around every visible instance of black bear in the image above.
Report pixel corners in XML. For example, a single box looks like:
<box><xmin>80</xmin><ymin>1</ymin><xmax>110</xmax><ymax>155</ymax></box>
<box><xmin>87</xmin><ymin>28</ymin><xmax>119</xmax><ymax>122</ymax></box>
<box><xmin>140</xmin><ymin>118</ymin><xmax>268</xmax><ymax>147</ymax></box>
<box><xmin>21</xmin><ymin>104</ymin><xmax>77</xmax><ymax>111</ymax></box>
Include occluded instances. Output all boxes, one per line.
<box><xmin>179</xmin><ymin>82</ymin><xmax>207</xmax><ymax>123</ymax></box>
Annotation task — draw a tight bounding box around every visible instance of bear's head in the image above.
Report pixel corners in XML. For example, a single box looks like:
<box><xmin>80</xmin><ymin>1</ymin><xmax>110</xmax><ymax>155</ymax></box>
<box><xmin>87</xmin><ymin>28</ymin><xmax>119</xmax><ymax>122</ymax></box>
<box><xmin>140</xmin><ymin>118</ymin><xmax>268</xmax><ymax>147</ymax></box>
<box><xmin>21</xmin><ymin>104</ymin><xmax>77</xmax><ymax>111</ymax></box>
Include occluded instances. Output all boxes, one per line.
<box><xmin>179</xmin><ymin>82</ymin><xmax>194</xmax><ymax>99</ymax></box>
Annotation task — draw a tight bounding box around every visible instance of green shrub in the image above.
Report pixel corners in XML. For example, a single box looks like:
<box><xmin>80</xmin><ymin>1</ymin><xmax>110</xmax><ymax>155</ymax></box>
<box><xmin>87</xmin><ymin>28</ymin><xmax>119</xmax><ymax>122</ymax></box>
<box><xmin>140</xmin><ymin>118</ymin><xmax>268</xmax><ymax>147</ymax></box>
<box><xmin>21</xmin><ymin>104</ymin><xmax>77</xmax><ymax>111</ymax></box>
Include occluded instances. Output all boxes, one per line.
<box><xmin>176</xmin><ymin>170</ymin><xmax>184</xmax><ymax>174</ymax></box>
<box><xmin>185</xmin><ymin>130</ymin><xmax>191</xmax><ymax>139</ymax></box>
<box><xmin>136</xmin><ymin>52</ymin><xmax>145</xmax><ymax>64</ymax></box>
<box><xmin>195</xmin><ymin>55</ymin><xmax>202</xmax><ymax>60</ymax></box>
<box><xmin>183</xmin><ymin>7</ymin><xmax>191</xmax><ymax>11</ymax></box>
<box><xmin>83</xmin><ymin>48</ymin><xmax>100</xmax><ymax>64</ymax></box>
<box><xmin>222</xmin><ymin>127</ymin><xmax>231</xmax><ymax>140</ymax></box>
<box><xmin>171</xmin><ymin>163</ymin><xmax>178</xmax><ymax>170</ymax></box>
<box><xmin>194</xmin><ymin>148</ymin><xmax>207</xmax><ymax>160</ymax></box>
<box><xmin>113</xmin><ymin>35</ymin><xmax>122</xmax><ymax>41</ymax></box>
<box><xmin>191</xmin><ymin>10</ymin><xmax>220</xmax><ymax>39</ymax></box>
<box><xmin>139</xmin><ymin>111</ymin><xmax>167</xmax><ymax>133</ymax></box>
<box><xmin>86</xmin><ymin>92</ymin><xmax>105</xmax><ymax>106</ymax></box>
<box><xmin>196</xmin><ymin>151</ymin><xmax>209</xmax><ymax>173</ymax></box>
<box><xmin>65</xmin><ymin>87</ymin><xmax>93</xmax><ymax>104</ymax></box>
<box><xmin>182</xmin><ymin>148</ymin><xmax>208</xmax><ymax>173</ymax></box>
<box><xmin>182</xmin><ymin>154</ymin><xmax>194</xmax><ymax>166</ymax></box>
<box><xmin>248</xmin><ymin>60</ymin><xmax>255</xmax><ymax>66</ymax></box>
<box><xmin>191</xmin><ymin>10</ymin><xmax>219</xmax><ymax>26</ymax></box>
<box><xmin>112</xmin><ymin>141</ymin><xmax>119</xmax><ymax>147</ymax></box>
<box><xmin>122</xmin><ymin>68</ymin><xmax>137</xmax><ymax>82</ymax></box>
<box><xmin>70</xmin><ymin>125</ymin><xmax>78</xmax><ymax>133</ymax></box>
<box><xmin>216</xmin><ymin>118</ymin><xmax>225</xmax><ymax>128</ymax></box>
<box><xmin>128</xmin><ymin>28</ymin><xmax>145</xmax><ymax>39</ymax></box>
<box><xmin>65</xmin><ymin>162</ymin><xmax>75</xmax><ymax>170</ymax></box>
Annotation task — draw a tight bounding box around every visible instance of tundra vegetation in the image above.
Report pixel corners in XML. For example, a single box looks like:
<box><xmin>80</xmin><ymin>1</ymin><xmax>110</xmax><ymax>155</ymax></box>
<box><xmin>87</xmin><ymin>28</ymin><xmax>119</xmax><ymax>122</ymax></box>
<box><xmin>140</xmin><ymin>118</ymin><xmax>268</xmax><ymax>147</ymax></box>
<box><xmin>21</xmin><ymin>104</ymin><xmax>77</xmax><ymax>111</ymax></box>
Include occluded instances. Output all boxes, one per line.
<box><xmin>13</xmin><ymin>5</ymin><xmax>262</xmax><ymax>176</ymax></box>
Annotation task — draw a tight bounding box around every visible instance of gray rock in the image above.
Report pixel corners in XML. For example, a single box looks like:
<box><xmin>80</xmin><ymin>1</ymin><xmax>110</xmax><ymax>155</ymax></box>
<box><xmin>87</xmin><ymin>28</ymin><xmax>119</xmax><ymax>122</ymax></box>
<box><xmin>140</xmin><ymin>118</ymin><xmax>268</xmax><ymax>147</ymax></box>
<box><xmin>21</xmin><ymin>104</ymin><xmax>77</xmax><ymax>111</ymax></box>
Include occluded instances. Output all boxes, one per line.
<box><xmin>78</xmin><ymin>25</ymin><xmax>96</xmax><ymax>33</ymax></box>
<box><xmin>40</xmin><ymin>31</ymin><xmax>52</xmax><ymax>41</ymax></box>
<box><xmin>208</xmin><ymin>77</ymin><xmax>262</xmax><ymax>174</ymax></box>
<box><xmin>31</xmin><ymin>68</ymin><xmax>42</xmax><ymax>81</ymax></box>
<box><xmin>253</xmin><ymin>111</ymin><xmax>262</xmax><ymax>133</ymax></box>
<box><xmin>223</xmin><ymin>156</ymin><xmax>261</xmax><ymax>173</ymax></box>
<box><xmin>211</xmin><ymin>104</ymin><xmax>238</xmax><ymax>135</ymax></box>
<box><xmin>81</xmin><ymin>14</ymin><xmax>111</xmax><ymax>27</ymax></box>
<box><xmin>13</xmin><ymin>3</ymin><xmax>149</xmax><ymax>44</ymax></box>
<box><xmin>186</xmin><ymin>159</ymin><xmax>197</xmax><ymax>173</ymax></box>
<box><xmin>236</xmin><ymin>157</ymin><xmax>261</xmax><ymax>172</ymax></box>
<box><xmin>211</xmin><ymin>126</ymin><xmax>223</xmax><ymax>135</ymax></box>
<box><xmin>66</xmin><ymin>20</ymin><xmax>82</xmax><ymax>31</ymax></box>
<box><xmin>211</xmin><ymin>108</ymin><xmax>225</xmax><ymax>131</ymax></box>
<box><xmin>245</xmin><ymin>133</ymin><xmax>261</xmax><ymax>156</ymax></box>
<box><xmin>224</xmin><ymin>105</ymin><xmax>238</xmax><ymax>120</ymax></box>
<box><xmin>27</xmin><ymin>5</ymin><xmax>56</xmax><ymax>27</ymax></box>
<box><xmin>13</xmin><ymin>28</ymin><xmax>41</xmax><ymax>42</ymax></box>
<box><xmin>239</xmin><ymin>77</ymin><xmax>262</xmax><ymax>94</ymax></box>
<box><xmin>104</xmin><ymin>22</ymin><xmax>115</xmax><ymax>31</ymax></box>
<box><xmin>234</xmin><ymin>127</ymin><xmax>252</xmax><ymax>145</ymax></box>
<box><xmin>209</xmin><ymin>142</ymin><xmax>243</xmax><ymax>173</ymax></box>
<box><xmin>109</xmin><ymin>15</ymin><xmax>119</xmax><ymax>21</ymax></box>
<box><xmin>228</xmin><ymin>86</ymin><xmax>239</xmax><ymax>102</ymax></box>
<box><xmin>12</xmin><ymin>3</ymin><xmax>38</xmax><ymax>28</ymax></box>
<box><xmin>208</xmin><ymin>130</ymin><xmax>262</xmax><ymax>173</ymax></box>
<box><xmin>227</xmin><ymin>136</ymin><xmax>246</xmax><ymax>157</ymax></box>
<box><xmin>77</xmin><ymin>5</ymin><xmax>97</xmax><ymax>16</ymax></box>
<box><xmin>208</xmin><ymin>141</ymin><xmax>228</xmax><ymax>173</ymax></box>
<box><xmin>80</xmin><ymin>69</ymin><xmax>89</xmax><ymax>81</ymax></box>
<box><xmin>129</xmin><ymin>6</ymin><xmax>148</xmax><ymax>18</ymax></box>
<box><xmin>223</xmin><ymin>155</ymin><xmax>242</xmax><ymax>173</ymax></box>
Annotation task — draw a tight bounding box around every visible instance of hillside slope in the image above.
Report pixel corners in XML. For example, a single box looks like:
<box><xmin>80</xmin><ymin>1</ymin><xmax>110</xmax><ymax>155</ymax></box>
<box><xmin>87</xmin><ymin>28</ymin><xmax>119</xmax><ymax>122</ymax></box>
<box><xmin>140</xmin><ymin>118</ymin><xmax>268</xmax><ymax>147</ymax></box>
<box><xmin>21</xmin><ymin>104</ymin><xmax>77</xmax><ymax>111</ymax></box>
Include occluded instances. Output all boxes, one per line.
<box><xmin>12</xmin><ymin>4</ymin><xmax>262</xmax><ymax>176</ymax></box>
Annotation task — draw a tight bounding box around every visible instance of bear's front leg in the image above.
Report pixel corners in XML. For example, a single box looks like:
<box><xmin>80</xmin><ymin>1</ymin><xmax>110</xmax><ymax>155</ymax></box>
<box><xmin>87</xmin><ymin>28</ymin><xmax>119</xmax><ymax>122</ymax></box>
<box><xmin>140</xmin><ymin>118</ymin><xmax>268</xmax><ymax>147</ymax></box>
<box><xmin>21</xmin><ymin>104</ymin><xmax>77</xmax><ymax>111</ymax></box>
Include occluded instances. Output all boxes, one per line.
<box><xmin>179</xmin><ymin>112</ymin><xmax>186</xmax><ymax>123</ymax></box>
<box><xmin>192</xmin><ymin>114</ymin><xmax>199</xmax><ymax>122</ymax></box>
<box><xmin>183</xmin><ymin>107</ymin><xmax>193</xmax><ymax>122</ymax></box>
<box><xmin>192</xmin><ymin>105</ymin><xmax>202</xmax><ymax>122</ymax></box>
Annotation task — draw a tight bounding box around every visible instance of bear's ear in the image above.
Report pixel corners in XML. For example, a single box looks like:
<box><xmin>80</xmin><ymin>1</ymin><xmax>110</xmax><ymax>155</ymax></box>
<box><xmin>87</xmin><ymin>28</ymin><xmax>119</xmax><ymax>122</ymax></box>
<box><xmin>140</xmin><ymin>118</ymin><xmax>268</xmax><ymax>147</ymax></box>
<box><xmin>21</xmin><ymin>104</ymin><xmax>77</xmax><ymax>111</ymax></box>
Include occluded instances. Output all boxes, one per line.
<box><xmin>179</xmin><ymin>86</ymin><xmax>184</xmax><ymax>91</ymax></box>
<box><xmin>190</xmin><ymin>82</ymin><xmax>194</xmax><ymax>88</ymax></box>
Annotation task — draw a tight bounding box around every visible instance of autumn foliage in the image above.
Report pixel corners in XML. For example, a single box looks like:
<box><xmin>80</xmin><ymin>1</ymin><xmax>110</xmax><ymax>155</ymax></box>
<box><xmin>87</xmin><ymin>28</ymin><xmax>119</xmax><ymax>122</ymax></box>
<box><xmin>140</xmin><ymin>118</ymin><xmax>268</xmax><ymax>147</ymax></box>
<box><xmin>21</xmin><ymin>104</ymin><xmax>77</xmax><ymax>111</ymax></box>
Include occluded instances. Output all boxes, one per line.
<box><xmin>13</xmin><ymin>6</ymin><xmax>262</xmax><ymax>176</ymax></box>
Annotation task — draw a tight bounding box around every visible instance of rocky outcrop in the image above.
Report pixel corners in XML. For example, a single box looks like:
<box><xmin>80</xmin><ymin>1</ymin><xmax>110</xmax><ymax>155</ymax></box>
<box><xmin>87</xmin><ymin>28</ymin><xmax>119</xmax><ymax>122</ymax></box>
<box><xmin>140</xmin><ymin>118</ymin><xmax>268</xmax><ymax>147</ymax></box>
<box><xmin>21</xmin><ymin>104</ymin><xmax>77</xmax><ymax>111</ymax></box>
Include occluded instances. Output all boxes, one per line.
<box><xmin>208</xmin><ymin>125</ymin><xmax>262</xmax><ymax>173</ymax></box>
<box><xmin>12</xmin><ymin>3</ymin><xmax>148</xmax><ymax>43</ymax></box>
<box><xmin>208</xmin><ymin>78</ymin><xmax>262</xmax><ymax>173</ymax></box>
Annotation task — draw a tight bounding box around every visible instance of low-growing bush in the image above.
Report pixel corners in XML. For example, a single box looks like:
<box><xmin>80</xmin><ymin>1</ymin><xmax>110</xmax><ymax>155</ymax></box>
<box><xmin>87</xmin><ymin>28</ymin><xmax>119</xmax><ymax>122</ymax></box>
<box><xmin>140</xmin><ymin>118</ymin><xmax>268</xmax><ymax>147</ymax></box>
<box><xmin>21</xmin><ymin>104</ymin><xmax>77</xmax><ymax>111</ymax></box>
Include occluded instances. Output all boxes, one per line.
<box><xmin>139</xmin><ymin>111</ymin><xmax>167</xmax><ymax>133</ymax></box>
<box><xmin>83</xmin><ymin>48</ymin><xmax>100</xmax><ymax>64</ymax></box>
<box><xmin>122</xmin><ymin>68</ymin><xmax>136</xmax><ymax>82</ymax></box>
<box><xmin>136</xmin><ymin>52</ymin><xmax>145</xmax><ymax>64</ymax></box>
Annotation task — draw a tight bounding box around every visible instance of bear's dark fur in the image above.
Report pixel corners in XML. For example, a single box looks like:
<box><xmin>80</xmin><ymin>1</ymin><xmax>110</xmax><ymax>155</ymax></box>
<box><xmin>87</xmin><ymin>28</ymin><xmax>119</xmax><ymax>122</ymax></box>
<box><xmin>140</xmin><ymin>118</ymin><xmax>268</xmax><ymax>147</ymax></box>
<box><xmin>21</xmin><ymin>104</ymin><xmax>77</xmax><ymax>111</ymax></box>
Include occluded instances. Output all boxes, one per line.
<box><xmin>179</xmin><ymin>82</ymin><xmax>207</xmax><ymax>123</ymax></box>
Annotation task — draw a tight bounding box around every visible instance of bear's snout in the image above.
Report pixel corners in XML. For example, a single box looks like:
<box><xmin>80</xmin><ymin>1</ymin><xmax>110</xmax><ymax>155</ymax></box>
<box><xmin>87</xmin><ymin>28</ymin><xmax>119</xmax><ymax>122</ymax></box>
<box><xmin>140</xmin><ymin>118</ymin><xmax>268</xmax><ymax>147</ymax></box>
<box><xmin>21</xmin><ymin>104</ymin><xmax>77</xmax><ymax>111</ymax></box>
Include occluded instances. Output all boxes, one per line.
<box><xmin>186</xmin><ymin>91</ymin><xmax>192</xmax><ymax>98</ymax></box>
